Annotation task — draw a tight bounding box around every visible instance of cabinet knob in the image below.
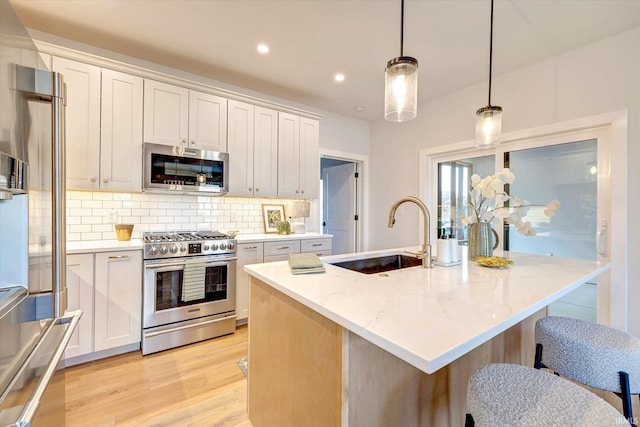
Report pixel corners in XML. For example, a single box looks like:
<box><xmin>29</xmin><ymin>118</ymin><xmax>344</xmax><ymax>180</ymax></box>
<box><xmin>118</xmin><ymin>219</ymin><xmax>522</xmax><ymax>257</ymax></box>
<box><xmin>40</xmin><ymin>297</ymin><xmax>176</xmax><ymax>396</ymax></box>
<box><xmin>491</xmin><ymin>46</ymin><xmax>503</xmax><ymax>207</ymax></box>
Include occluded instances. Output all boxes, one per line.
<box><xmin>90</xmin><ymin>177</ymin><xmax>97</xmax><ymax>183</ymax></box>
<box><xmin>248</xmin><ymin>187</ymin><xmax>252</xmax><ymax>191</ymax></box>
<box><xmin>301</xmin><ymin>190</ymin><xmax>304</xmax><ymax>194</ymax></box>
<box><xmin>103</xmin><ymin>178</ymin><xmax>109</xmax><ymax>183</ymax></box>
<box><xmin>190</xmin><ymin>140</ymin><xmax>196</xmax><ymax>145</ymax></box>
<box><xmin>181</xmin><ymin>139</ymin><xmax>187</xmax><ymax>144</ymax></box>
<box><xmin>295</xmin><ymin>190</ymin><xmax>300</xmax><ymax>194</ymax></box>
<box><xmin>255</xmin><ymin>188</ymin><xmax>260</xmax><ymax>192</ymax></box>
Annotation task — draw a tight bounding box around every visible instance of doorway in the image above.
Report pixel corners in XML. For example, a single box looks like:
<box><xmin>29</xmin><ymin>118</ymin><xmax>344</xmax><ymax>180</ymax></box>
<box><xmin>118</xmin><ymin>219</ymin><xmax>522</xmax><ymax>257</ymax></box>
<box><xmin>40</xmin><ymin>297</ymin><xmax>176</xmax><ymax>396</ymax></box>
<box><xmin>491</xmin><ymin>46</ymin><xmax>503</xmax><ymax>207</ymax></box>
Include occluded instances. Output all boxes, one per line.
<box><xmin>320</xmin><ymin>156</ymin><xmax>362</xmax><ymax>255</ymax></box>
<box><xmin>425</xmin><ymin>122</ymin><xmax>618</xmax><ymax>326</ymax></box>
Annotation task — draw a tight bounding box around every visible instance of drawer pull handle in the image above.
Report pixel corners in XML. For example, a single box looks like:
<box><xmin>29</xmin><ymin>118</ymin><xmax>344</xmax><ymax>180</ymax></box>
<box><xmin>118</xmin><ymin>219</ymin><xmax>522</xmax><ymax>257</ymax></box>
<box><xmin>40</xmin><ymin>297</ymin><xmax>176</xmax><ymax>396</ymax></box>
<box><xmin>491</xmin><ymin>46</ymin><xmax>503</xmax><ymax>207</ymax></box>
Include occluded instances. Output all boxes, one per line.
<box><xmin>311</xmin><ymin>243</ymin><xmax>323</xmax><ymax>247</ymax></box>
<box><xmin>243</xmin><ymin>245</ymin><xmax>258</xmax><ymax>250</ymax></box>
<box><xmin>108</xmin><ymin>255</ymin><xmax>130</xmax><ymax>260</ymax></box>
<box><xmin>276</xmin><ymin>246</ymin><xmax>290</xmax><ymax>250</ymax></box>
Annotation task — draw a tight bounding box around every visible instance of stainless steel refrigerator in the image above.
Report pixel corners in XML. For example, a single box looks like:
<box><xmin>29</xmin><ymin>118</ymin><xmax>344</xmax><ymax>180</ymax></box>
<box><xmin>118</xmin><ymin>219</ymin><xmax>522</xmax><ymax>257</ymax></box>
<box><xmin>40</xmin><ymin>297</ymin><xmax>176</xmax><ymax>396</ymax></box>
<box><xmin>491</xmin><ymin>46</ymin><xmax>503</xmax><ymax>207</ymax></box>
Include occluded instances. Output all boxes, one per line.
<box><xmin>0</xmin><ymin>3</ymin><xmax>81</xmax><ymax>426</ymax></box>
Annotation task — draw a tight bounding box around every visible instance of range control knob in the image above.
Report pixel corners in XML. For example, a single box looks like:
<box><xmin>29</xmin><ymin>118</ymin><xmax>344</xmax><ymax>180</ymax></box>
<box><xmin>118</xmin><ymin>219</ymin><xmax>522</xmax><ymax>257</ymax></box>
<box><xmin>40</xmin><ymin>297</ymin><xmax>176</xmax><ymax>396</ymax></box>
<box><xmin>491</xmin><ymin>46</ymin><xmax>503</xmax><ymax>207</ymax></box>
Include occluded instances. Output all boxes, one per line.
<box><xmin>148</xmin><ymin>245</ymin><xmax>158</xmax><ymax>256</ymax></box>
<box><xmin>220</xmin><ymin>243</ymin><xmax>227</xmax><ymax>250</ymax></box>
<box><xmin>170</xmin><ymin>244</ymin><xmax>179</xmax><ymax>254</ymax></box>
<box><xmin>228</xmin><ymin>242</ymin><xmax>235</xmax><ymax>249</ymax></box>
<box><xmin>211</xmin><ymin>243</ymin><xmax>219</xmax><ymax>251</ymax></box>
<box><xmin>180</xmin><ymin>244</ymin><xmax>187</xmax><ymax>252</ymax></box>
<box><xmin>203</xmin><ymin>245</ymin><xmax>210</xmax><ymax>251</ymax></box>
<box><xmin>159</xmin><ymin>245</ymin><xmax>168</xmax><ymax>255</ymax></box>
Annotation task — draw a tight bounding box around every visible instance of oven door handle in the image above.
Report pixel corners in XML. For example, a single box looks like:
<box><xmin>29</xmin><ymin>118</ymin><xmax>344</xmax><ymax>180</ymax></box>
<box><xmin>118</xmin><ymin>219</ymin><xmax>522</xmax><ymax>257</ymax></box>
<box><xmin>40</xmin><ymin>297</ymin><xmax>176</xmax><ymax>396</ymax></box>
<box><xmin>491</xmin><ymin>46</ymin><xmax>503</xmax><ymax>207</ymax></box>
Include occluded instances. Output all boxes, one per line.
<box><xmin>145</xmin><ymin>314</ymin><xmax>237</xmax><ymax>338</ymax></box>
<box><xmin>145</xmin><ymin>256</ymin><xmax>237</xmax><ymax>270</ymax></box>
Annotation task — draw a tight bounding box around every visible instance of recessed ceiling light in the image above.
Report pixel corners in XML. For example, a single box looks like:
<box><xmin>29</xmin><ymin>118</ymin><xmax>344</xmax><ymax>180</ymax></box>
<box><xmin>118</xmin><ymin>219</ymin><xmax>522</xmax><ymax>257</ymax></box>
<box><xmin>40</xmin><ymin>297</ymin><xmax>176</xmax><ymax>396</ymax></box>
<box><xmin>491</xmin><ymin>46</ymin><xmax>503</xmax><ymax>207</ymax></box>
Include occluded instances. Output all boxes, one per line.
<box><xmin>334</xmin><ymin>73</ymin><xmax>345</xmax><ymax>82</ymax></box>
<box><xmin>354</xmin><ymin>106</ymin><xmax>365</xmax><ymax>112</ymax></box>
<box><xmin>257</xmin><ymin>43</ymin><xmax>269</xmax><ymax>54</ymax></box>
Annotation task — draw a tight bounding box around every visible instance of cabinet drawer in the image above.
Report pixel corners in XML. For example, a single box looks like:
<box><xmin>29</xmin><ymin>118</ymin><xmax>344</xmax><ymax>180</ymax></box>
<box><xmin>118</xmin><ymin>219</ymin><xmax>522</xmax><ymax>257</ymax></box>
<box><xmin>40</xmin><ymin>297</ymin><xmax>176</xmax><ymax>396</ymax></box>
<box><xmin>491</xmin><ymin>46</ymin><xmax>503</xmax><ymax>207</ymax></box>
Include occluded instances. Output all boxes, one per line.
<box><xmin>263</xmin><ymin>240</ymin><xmax>300</xmax><ymax>257</ymax></box>
<box><xmin>301</xmin><ymin>239</ymin><xmax>332</xmax><ymax>253</ymax></box>
<box><xmin>306</xmin><ymin>250</ymin><xmax>332</xmax><ymax>257</ymax></box>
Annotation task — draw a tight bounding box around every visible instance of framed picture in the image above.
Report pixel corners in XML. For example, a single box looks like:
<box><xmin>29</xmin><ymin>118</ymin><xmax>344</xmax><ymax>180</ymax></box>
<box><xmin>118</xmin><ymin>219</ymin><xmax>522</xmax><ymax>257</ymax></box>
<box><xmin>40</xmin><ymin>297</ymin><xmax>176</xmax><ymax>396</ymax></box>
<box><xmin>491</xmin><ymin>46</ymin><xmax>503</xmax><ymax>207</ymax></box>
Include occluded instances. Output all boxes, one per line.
<box><xmin>262</xmin><ymin>204</ymin><xmax>286</xmax><ymax>233</ymax></box>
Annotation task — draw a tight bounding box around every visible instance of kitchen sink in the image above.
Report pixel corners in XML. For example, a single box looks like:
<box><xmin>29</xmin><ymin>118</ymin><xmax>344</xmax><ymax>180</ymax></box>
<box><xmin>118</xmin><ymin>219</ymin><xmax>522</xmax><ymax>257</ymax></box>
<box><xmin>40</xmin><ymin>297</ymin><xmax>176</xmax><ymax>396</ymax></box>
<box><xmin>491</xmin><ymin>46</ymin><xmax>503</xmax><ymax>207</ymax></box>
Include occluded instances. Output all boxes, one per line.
<box><xmin>331</xmin><ymin>254</ymin><xmax>422</xmax><ymax>274</ymax></box>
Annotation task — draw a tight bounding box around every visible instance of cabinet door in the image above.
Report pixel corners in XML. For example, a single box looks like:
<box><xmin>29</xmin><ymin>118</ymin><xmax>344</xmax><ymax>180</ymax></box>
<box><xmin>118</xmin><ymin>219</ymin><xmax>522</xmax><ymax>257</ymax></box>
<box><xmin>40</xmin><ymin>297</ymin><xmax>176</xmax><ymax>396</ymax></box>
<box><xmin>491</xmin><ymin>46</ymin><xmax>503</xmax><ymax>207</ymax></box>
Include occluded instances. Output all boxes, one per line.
<box><xmin>52</xmin><ymin>57</ymin><xmax>100</xmax><ymax>189</ymax></box>
<box><xmin>299</xmin><ymin>117</ymin><xmax>320</xmax><ymax>199</ymax></box>
<box><xmin>100</xmin><ymin>69</ymin><xmax>143</xmax><ymax>191</ymax></box>
<box><xmin>188</xmin><ymin>90</ymin><xmax>227</xmax><ymax>152</ymax></box>
<box><xmin>65</xmin><ymin>254</ymin><xmax>94</xmax><ymax>359</ymax></box>
<box><xmin>236</xmin><ymin>242</ymin><xmax>264</xmax><ymax>321</ymax></box>
<box><xmin>277</xmin><ymin>112</ymin><xmax>301</xmax><ymax>198</ymax></box>
<box><xmin>94</xmin><ymin>251</ymin><xmax>142</xmax><ymax>351</ymax></box>
<box><xmin>254</xmin><ymin>107</ymin><xmax>279</xmax><ymax>197</ymax></box>
<box><xmin>143</xmin><ymin>79</ymin><xmax>188</xmax><ymax>146</ymax></box>
<box><xmin>227</xmin><ymin>100</ymin><xmax>254</xmax><ymax>196</ymax></box>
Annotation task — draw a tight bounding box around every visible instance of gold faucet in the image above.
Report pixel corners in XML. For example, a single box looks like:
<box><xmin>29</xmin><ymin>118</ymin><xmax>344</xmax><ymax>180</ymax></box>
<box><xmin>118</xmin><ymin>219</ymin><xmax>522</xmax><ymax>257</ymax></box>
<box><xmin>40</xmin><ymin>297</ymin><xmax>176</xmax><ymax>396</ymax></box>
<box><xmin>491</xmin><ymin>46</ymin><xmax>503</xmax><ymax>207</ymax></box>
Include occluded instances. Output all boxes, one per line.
<box><xmin>388</xmin><ymin>196</ymin><xmax>432</xmax><ymax>268</ymax></box>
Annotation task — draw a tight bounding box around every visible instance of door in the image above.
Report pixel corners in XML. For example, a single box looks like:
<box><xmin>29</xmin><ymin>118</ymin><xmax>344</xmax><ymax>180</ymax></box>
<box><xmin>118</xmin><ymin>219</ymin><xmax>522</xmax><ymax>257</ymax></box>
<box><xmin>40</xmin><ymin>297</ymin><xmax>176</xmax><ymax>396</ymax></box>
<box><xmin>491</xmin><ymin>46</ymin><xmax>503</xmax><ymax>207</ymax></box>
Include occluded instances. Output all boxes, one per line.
<box><xmin>433</xmin><ymin>126</ymin><xmax>610</xmax><ymax>323</ymax></box>
<box><xmin>322</xmin><ymin>162</ymin><xmax>358</xmax><ymax>255</ymax></box>
<box><xmin>502</xmin><ymin>134</ymin><xmax>609</xmax><ymax>322</ymax></box>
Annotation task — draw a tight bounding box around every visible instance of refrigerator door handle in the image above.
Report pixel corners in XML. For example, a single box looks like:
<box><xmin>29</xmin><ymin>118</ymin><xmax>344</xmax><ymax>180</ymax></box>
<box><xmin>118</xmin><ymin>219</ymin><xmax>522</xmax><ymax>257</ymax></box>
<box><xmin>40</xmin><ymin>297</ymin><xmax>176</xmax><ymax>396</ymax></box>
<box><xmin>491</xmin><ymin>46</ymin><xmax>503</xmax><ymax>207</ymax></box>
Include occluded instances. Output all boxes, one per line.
<box><xmin>9</xmin><ymin>310</ymin><xmax>82</xmax><ymax>427</ymax></box>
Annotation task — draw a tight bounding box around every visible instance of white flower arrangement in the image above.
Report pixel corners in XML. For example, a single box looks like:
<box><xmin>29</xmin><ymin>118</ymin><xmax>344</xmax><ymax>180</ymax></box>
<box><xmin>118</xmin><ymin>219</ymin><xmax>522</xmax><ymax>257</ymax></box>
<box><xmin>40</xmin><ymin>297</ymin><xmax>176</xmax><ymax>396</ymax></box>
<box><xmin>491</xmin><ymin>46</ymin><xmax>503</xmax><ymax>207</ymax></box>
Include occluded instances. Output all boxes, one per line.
<box><xmin>461</xmin><ymin>168</ymin><xmax>561</xmax><ymax>236</ymax></box>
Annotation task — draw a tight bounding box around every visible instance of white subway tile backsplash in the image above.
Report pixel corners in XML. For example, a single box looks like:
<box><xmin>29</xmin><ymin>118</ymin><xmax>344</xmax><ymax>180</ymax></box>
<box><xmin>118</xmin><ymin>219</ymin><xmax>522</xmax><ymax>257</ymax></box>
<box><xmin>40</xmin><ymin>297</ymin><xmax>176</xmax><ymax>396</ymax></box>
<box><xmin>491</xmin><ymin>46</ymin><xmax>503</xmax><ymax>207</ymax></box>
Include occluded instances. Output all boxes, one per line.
<box><xmin>65</xmin><ymin>191</ymin><xmax>299</xmax><ymax>241</ymax></box>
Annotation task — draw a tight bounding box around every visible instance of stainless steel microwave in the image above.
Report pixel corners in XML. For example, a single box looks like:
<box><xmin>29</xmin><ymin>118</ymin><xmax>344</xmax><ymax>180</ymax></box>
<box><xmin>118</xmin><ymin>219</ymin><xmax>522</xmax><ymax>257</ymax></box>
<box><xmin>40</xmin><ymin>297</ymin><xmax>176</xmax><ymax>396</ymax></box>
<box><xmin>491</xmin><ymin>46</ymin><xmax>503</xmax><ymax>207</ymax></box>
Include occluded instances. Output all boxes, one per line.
<box><xmin>143</xmin><ymin>143</ymin><xmax>229</xmax><ymax>195</ymax></box>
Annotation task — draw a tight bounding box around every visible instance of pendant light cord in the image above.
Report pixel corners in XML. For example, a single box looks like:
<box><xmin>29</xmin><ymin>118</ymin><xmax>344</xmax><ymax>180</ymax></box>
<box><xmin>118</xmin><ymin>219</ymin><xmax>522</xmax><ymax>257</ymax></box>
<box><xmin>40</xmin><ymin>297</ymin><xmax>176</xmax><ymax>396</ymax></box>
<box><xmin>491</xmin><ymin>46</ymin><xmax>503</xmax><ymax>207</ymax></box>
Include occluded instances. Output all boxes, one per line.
<box><xmin>488</xmin><ymin>0</ymin><xmax>494</xmax><ymax>106</ymax></box>
<box><xmin>400</xmin><ymin>0</ymin><xmax>405</xmax><ymax>56</ymax></box>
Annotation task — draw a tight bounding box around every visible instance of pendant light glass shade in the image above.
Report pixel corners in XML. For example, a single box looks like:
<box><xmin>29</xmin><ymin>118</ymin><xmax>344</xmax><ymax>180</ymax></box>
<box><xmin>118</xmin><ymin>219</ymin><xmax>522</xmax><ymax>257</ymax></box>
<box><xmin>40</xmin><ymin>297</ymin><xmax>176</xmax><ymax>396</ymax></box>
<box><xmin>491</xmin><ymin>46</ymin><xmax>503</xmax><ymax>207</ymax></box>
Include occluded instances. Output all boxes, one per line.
<box><xmin>384</xmin><ymin>0</ymin><xmax>418</xmax><ymax>122</ymax></box>
<box><xmin>475</xmin><ymin>105</ymin><xmax>502</xmax><ymax>147</ymax></box>
<box><xmin>475</xmin><ymin>0</ymin><xmax>502</xmax><ymax>148</ymax></box>
<box><xmin>385</xmin><ymin>56</ymin><xmax>418</xmax><ymax>122</ymax></box>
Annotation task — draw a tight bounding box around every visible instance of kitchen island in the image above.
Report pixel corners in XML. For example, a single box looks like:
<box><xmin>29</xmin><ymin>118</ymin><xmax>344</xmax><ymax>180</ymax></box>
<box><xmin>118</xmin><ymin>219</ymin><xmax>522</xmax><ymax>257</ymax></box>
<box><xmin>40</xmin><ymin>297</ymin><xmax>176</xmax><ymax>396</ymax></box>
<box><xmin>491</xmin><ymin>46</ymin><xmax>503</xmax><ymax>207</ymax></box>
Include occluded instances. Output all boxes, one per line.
<box><xmin>244</xmin><ymin>248</ymin><xmax>610</xmax><ymax>426</ymax></box>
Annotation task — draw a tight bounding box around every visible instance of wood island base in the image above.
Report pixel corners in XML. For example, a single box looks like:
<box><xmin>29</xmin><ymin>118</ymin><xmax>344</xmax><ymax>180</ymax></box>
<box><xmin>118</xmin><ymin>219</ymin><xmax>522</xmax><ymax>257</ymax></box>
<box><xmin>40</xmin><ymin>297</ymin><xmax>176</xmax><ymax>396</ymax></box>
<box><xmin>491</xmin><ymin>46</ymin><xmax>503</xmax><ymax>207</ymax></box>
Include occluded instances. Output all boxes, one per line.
<box><xmin>248</xmin><ymin>277</ymin><xmax>544</xmax><ymax>427</ymax></box>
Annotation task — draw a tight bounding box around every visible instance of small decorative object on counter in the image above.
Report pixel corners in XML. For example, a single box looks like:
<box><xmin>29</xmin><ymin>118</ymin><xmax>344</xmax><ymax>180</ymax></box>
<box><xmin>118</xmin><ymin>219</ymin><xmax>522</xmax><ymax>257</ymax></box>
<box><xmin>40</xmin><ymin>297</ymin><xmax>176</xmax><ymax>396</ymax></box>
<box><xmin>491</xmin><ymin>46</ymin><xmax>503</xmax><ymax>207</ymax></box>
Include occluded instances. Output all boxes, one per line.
<box><xmin>277</xmin><ymin>220</ymin><xmax>291</xmax><ymax>235</ymax></box>
<box><xmin>462</xmin><ymin>169</ymin><xmax>560</xmax><ymax>260</ymax></box>
<box><xmin>114</xmin><ymin>224</ymin><xmax>134</xmax><ymax>241</ymax></box>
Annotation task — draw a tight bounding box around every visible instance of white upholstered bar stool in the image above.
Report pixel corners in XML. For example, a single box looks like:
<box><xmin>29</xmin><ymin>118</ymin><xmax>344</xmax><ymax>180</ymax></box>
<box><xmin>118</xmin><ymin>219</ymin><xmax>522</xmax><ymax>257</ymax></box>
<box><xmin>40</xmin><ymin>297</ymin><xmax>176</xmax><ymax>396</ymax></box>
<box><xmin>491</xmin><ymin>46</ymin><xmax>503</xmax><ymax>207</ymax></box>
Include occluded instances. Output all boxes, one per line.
<box><xmin>466</xmin><ymin>363</ymin><xmax>629</xmax><ymax>426</ymax></box>
<box><xmin>535</xmin><ymin>316</ymin><xmax>640</xmax><ymax>424</ymax></box>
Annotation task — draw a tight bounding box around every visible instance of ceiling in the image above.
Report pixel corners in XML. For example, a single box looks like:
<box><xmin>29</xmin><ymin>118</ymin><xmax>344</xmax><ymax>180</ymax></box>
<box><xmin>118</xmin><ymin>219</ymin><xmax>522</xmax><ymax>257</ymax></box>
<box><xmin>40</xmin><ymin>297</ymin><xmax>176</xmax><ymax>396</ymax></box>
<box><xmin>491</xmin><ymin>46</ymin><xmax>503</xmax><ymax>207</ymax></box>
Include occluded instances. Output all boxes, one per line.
<box><xmin>9</xmin><ymin>0</ymin><xmax>640</xmax><ymax>122</ymax></box>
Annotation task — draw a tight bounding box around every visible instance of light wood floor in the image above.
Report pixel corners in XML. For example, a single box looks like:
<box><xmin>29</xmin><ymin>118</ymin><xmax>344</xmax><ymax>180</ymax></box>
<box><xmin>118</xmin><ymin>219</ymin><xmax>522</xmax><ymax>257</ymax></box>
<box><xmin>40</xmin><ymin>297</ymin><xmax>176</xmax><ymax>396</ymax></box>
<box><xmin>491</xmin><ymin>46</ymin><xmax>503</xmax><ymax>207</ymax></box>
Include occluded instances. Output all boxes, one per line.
<box><xmin>65</xmin><ymin>326</ymin><xmax>252</xmax><ymax>427</ymax></box>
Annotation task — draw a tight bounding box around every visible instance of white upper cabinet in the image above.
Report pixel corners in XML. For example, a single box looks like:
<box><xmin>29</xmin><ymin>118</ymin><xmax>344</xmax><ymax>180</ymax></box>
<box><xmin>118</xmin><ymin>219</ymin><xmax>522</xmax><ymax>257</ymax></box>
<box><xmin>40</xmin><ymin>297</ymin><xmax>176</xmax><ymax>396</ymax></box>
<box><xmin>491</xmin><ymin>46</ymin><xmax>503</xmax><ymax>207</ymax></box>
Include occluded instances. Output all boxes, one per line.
<box><xmin>100</xmin><ymin>69</ymin><xmax>143</xmax><ymax>191</ymax></box>
<box><xmin>144</xmin><ymin>79</ymin><xmax>228</xmax><ymax>152</ymax></box>
<box><xmin>189</xmin><ymin>91</ymin><xmax>228</xmax><ymax>152</ymax></box>
<box><xmin>254</xmin><ymin>106</ymin><xmax>279</xmax><ymax>196</ymax></box>
<box><xmin>228</xmin><ymin>100</ymin><xmax>278</xmax><ymax>197</ymax></box>
<box><xmin>299</xmin><ymin>117</ymin><xmax>320</xmax><ymax>199</ymax></box>
<box><xmin>278</xmin><ymin>113</ymin><xmax>319</xmax><ymax>199</ymax></box>
<box><xmin>52</xmin><ymin>57</ymin><xmax>143</xmax><ymax>191</ymax></box>
<box><xmin>52</xmin><ymin>57</ymin><xmax>101</xmax><ymax>189</ymax></box>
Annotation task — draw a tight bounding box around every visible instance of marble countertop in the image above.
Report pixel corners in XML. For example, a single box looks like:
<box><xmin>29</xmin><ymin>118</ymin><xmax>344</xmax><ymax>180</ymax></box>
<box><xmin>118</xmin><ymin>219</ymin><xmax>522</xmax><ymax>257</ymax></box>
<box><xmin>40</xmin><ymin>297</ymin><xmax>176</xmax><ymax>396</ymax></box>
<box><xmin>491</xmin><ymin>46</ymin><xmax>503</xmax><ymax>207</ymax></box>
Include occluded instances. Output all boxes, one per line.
<box><xmin>66</xmin><ymin>239</ymin><xmax>143</xmax><ymax>254</ymax></box>
<box><xmin>236</xmin><ymin>232</ymin><xmax>332</xmax><ymax>242</ymax></box>
<box><xmin>62</xmin><ymin>233</ymin><xmax>330</xmax><ymax>254</ymax></box>
<box><xmin>244</xmin><ymin>247</ymin><xmax>610</xmax><ymax>374</ymax></box>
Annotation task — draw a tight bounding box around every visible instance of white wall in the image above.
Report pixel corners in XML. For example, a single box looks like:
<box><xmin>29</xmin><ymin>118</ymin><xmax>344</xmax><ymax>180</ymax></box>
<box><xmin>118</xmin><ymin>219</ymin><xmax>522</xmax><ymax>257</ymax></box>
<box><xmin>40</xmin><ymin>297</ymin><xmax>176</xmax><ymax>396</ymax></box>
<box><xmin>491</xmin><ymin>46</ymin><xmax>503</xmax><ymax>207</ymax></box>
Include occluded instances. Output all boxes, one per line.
<box><xmin>369</xmin><ymin>27</ymin><xmax>640</xmax><ymax>334</ymax></box>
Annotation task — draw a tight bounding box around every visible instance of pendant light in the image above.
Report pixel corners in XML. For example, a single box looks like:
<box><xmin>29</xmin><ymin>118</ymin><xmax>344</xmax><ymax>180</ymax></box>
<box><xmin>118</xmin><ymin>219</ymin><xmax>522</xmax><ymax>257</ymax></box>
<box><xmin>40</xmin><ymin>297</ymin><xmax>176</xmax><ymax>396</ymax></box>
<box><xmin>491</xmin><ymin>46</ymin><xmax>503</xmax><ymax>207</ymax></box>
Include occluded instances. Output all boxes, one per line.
<box><xmin>475</xmin><ymin>0</ymin><xmax>502</xmax><ymax>148</ymax></box>
<box><xmin>384</xmin><ymin>0</ymin><xmax>418</xmax><ymax>122</ymax></box>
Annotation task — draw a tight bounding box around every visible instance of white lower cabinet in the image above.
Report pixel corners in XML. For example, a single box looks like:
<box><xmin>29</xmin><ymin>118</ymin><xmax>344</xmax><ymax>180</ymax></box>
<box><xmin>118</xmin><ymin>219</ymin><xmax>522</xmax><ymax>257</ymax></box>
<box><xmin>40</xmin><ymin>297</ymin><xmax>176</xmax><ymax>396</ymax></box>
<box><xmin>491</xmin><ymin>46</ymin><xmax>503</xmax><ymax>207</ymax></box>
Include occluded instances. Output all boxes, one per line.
<box><xmin>236</xmin><ymin>242</ymin><xmax>264</xmax><ymax>322</ymax></box>
<box><xmin>235</xmin><ymin>237</ymin><xmax>332</xmax><ymax>323</ymax></box>
<box><xmin>65</xmin><ymin>254</ymin><xmax>94</xmax><ymax>359</ymax></box>
<box><xmin>94</xmin><ymin>251</ymin><xmax>142</xmax><ymax>351</ymax></box>
<box><xmin>65</xmin><ymin>250</ymin><xmax>142</xmax><ymax>363</ymax></box>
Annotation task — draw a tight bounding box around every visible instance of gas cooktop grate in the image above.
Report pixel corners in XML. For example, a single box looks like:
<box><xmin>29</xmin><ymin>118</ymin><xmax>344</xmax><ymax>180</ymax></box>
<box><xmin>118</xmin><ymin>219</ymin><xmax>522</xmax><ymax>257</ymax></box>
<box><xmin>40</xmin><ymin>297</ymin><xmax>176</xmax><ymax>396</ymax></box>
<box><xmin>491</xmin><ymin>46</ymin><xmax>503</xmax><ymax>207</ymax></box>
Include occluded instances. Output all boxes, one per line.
<box><xmin>142</xmin><ymin>231</ymin><xmax>231</xmax><ymax>243</ymax></box>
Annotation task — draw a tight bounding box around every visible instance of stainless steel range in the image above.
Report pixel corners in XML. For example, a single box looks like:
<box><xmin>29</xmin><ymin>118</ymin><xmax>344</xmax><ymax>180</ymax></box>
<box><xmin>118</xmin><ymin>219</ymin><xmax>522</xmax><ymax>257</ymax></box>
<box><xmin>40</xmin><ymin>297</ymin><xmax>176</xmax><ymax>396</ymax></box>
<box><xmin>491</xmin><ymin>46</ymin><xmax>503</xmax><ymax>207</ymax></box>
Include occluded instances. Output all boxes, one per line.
<box><xmin>142</xmin><ymin>230</ymin><xmax>237</xmax><ymax>355</ymax></box>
